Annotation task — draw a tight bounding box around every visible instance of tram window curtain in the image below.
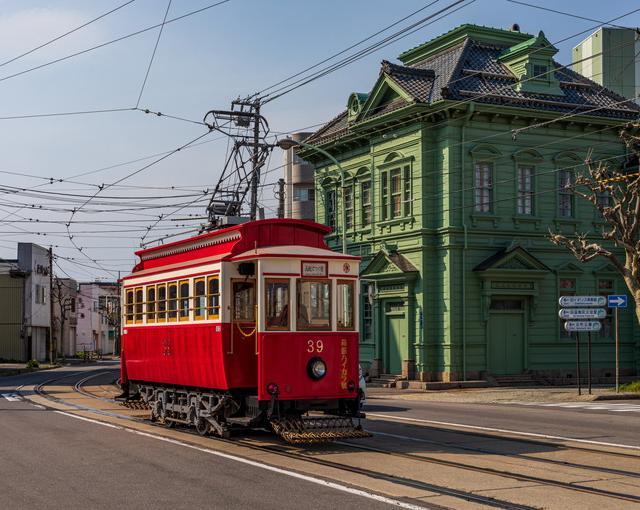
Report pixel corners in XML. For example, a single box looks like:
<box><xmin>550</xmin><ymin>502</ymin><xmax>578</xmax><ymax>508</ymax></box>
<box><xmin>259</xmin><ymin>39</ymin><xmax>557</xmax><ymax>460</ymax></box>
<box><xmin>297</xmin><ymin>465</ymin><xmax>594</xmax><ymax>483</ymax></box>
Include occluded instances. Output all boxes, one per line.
<box><xmin>265</xmin><ymin>279</ymin><xmax>290</xmax><ymax>330</ymax></box>
<box><xmin>207</xmin><ymin>276</ymin><xmax>220</xmax><ymax>319</ymax></box>
<box><xmin>156</xmin><ymin>284</ymin><xmax>167</xmax><ymax>322</ymax></box>
<box><xmin>179</xmin><ymin>280</ymin><xmax>189</xmax><ymax>321</ymax></box>
<box><xmin>297</xmin><ymin>279</ymin><xmax>331</xmax><ymax>331</ymax></box>
<box><xmin>337</xmin><ymin>280</ymin><xmax>355</xmax><ymax>331</ymax></box>
<box><xmin>134</xmin><ymin>287</ymin><xmax>143</xmax><ymax>324</ymax></box>
<box><xmin>125</xmin><ymin>289</ymin><xmax>134</xmax><ymax>324</ymax></box>
<box><xmin>146</xmin><ymin>286</ymin><xmax>156</xmax><ymax>323</ymax></box>
<box><xmin>167</xmin><ymin>282</ymin><xmax>178</xmax><ymax>321</ymax></box>
<box><xmin>194</xmin><ymin>278</ymin><xmax>206</xmax><ymax>320</ymax></box>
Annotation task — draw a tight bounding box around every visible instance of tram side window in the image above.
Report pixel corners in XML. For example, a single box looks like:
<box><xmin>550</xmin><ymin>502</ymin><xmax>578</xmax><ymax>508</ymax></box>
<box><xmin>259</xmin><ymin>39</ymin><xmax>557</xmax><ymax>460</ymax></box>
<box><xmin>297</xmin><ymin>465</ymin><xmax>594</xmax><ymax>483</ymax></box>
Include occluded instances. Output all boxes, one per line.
<box><xmin>265</xmin><ymin>279</ymin><xmax>289</xmax><ymax>330</ymax></box>
<box><xmin>134</xmin><ymin>287</ymin><xmax>143</xmax><ymax>324</ymax></box>
<box><xmin>167</xmin><ymin>282</ymin><xmax>178</xmax><ymax>321</ymax></box>
<box><xmin>179</xmin><ymin>280</ymin><xmax>190</xmax><ymax>321</ymax></box>
<box><xmin>157</xmin><ymin>284</ymin><xmax>167</xmax><ymax>322</ymax></box>
<box><xmin>297</xmin><ymin>279</ymin><xmax>331</xmax><ymax>330</ymax></box>
<box><xmin>207</xmin><ymin>276</ymin><xmax>220</xmax><ymax>319</ymax></box>
<box><xmin>146</xmin><ymin>286</ymin><xmax>156</xmax><ymax>323</ymax></box>
<box><xmin>125</xmin><ymin>289</ymin><xmax>134</xmax><ymax>324</ymax></box>
<box><xmin>194</xmin><ymin>278</ymin><xmax>206</xmax><ymax>320</ymax></box>
<box><xmin>233</xmin><ymin>281</ymin><xmax>255</xmax><ymax>322</ymax></box>
<box><xmin>337</xmin><ymin>280</ymin><xmax>355</xmax><ymax>330</ymax></box>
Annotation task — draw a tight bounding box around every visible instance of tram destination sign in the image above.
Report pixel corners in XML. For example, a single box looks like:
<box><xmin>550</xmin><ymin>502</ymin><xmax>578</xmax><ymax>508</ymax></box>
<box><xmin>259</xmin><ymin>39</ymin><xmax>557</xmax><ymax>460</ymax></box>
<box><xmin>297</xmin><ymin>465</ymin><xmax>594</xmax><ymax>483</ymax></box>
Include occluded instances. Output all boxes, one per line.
<box><xmin>558</xmin><ymin>308</ymin><xmax>607</xmax><ymax>320</ymax></box>
<box><xmin>564</xmin><ymin>320</ymin><xmax>602</xmax><ymax>332</ymax></box>
<box><xmin>558</xmin><ymin>295</ymin><xmax>606</xmax><ymax>308</ymax></box>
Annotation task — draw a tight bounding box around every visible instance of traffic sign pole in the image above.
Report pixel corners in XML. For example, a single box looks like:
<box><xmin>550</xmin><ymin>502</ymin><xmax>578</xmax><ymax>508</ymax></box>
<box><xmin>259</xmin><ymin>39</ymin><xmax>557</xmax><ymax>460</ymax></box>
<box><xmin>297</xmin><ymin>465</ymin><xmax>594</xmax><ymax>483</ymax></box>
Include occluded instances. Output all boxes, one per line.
<box><xmin>576</xmin><ymin>332</ymin><xmax>581</xmax><ymax>396</ymax></box>
<box><xmin>587</xmin><ymin>331</ymin><xmax>592</xmax><ymax>395</ymax></box>
<box><xmin>615</xmin><ymin>307</ymin><xmax>620</xmax><ymax>393</ymax></box>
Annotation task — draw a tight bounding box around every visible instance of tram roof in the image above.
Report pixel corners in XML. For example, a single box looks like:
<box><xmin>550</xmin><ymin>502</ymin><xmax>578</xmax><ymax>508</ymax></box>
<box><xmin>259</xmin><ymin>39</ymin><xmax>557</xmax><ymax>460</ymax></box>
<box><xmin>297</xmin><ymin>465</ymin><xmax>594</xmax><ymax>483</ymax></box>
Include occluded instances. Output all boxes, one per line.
<box><xmin>124</xmin><ymin>219</ymin><xmax>349</xmax><ymax>278</ymax></box>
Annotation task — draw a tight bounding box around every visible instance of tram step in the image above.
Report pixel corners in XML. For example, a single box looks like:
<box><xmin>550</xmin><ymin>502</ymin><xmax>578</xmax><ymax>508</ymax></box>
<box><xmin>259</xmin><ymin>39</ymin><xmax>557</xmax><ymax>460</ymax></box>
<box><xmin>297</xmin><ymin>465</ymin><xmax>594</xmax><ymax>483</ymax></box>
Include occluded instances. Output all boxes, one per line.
<box><xmin>226</xmin><ymin>416</ymin><xmax>255</xmax><ymax>427</ymax></box>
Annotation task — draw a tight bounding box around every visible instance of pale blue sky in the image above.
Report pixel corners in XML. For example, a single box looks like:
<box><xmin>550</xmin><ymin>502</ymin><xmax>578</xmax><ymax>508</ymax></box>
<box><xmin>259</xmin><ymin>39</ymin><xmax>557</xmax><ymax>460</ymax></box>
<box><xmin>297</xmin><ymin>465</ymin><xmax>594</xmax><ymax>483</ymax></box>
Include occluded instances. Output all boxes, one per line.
<box><xmin>0</xmin><ymin>0</ymin><xmax>637</xmax><ymax>279</ymax></box>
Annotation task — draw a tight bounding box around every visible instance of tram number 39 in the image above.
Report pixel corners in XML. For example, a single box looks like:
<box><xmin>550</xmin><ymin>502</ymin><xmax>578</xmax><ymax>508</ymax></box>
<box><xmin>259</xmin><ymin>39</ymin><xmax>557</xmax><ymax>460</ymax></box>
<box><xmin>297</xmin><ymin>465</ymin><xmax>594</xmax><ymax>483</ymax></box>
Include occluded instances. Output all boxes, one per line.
<box><xmin>307</xmin><ymin>340</ymin><xmax>324</xmax><ymax>353</ymax></box>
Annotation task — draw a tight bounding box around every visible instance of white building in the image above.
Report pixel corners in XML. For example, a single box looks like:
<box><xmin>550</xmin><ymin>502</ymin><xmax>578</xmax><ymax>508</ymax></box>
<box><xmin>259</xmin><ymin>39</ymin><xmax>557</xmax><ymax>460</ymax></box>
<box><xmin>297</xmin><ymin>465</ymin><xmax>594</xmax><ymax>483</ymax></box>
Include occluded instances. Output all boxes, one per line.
<box><xmin>76</xmin><ymin>282</ymin><xmax>119</xmax><ymax>355</ymax></box>
<box><xmin>18</xmin><ymin>243</ymin><xmax>51</xmax><ymax>362</ymax></box>
<box><xmin>283</xmin><ymin>132</ymin><xmax>316</xmax><ymax>220</ymax></box>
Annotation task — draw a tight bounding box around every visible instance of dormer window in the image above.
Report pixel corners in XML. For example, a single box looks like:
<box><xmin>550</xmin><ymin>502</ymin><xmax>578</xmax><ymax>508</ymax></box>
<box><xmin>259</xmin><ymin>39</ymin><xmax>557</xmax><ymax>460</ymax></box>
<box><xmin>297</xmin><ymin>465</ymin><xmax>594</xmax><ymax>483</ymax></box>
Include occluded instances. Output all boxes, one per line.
<box><xmin>532</xmin><ymin>64</ymin><xmax>548</xmax><ymax>80</ymax></box>
<box><xmin>498</xmin><ymin>31</ymin><xmax>562</xmax><ymax>96</ymax></box>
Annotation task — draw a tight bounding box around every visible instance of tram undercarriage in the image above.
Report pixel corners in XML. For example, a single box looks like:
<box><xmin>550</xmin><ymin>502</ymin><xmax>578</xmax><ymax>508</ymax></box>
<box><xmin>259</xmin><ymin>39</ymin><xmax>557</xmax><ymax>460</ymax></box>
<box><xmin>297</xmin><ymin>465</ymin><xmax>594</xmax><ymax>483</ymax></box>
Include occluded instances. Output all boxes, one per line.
<box><xmin>129</xmin><ymin>383</ymin><xmax>370</xmax><ymax>443</ymax></box>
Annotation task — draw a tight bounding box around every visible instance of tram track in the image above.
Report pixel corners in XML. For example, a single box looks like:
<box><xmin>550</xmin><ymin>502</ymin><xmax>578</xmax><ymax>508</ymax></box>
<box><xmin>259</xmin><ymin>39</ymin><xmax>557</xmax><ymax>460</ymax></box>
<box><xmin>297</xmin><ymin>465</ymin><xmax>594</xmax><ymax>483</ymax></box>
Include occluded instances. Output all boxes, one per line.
<box><xmin>30</xmin><ymin>369</ymin><xmax>640</xmax><ymax>509</ymax></box>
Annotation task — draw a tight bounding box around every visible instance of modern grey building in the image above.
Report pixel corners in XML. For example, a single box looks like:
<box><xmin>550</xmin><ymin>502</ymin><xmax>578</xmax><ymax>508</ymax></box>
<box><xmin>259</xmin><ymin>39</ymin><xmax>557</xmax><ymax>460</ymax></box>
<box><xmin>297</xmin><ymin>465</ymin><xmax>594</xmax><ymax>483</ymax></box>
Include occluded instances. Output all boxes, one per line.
<box><xmin>282</xmin><ymin>132</ymin><xmax>315</xmax><ymax>220</ymax></box>
<box><xmin>573</xmin><ymin>28</ymin><xmax>640</xmax><ymax>103</ymax></box>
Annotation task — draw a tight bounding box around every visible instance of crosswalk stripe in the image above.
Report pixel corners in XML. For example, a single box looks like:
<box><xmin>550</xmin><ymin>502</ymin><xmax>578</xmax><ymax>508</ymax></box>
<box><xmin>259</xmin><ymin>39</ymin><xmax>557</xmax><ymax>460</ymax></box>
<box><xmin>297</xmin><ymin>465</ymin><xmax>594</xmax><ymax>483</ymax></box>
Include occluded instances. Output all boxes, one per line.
<box><xmin>1</xmin><ymin>393</ymin><xmax>22</xmax><ymax>402</ymax></box>
<box><xmin>500</xmin><ymin>400</ymin><xmax>640</xmax><ymax>413</ymax></box>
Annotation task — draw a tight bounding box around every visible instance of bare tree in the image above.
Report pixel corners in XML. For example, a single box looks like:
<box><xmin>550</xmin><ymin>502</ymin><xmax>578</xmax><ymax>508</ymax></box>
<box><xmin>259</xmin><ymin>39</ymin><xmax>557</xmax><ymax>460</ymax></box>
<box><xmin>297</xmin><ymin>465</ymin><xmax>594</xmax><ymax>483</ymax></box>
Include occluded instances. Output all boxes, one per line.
<box><xmin>52</xmin><ymin>279</ymin><xmax>74</xmax><ymax>358</ymax></box>
<box><xmin>549</xmin><ymin>122</ymin><xmax>640</xmax><ymax>324</ymax></box>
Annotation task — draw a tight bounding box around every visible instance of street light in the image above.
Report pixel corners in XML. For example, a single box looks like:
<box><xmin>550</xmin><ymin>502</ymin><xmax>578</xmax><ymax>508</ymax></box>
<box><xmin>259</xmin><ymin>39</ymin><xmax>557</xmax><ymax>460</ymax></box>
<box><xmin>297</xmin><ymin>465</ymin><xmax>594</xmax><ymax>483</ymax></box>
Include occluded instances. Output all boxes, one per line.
<box><xmin>276</xmin><ymin>138</ymin><xmax>347</xmax><ymax>254</ymax></box>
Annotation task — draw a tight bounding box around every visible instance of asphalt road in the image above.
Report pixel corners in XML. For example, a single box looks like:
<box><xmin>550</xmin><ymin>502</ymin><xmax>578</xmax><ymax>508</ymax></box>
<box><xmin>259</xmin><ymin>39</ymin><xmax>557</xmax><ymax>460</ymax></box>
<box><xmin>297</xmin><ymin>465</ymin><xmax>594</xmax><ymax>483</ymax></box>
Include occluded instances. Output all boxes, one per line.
<box><xmin>0</xmin><ymin>365</ymin><xmax>392</xmax><ymax>510</ymax></box>
<box><xmin>365</xmin><ymin>396</ymin><xmax>640</xmax><ymax>448</ymax></box>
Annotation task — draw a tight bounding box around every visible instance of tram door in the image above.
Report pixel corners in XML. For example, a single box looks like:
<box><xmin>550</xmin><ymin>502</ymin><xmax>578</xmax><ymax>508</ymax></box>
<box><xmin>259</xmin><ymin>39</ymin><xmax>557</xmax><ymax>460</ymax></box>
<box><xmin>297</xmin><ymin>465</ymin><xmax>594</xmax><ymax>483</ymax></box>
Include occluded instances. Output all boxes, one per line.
<box><xmin>231</xmin><ymin>280</ymin><xmax>257</xmax><ymax>354</ymax></box>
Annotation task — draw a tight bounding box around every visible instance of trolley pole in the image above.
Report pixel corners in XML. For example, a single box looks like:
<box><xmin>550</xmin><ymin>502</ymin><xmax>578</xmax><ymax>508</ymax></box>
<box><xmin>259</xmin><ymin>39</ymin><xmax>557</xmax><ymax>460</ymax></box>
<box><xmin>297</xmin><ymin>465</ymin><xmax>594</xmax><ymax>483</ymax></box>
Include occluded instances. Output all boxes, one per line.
<box><xmin>615</xmin><ymin>307</ymin><xmax>620</xmax><ymax>393</ymax></box>
<box><xmin>576</xmin><ymin>332</ymin><xmax>581</xmax><ymax>396</ymax></box>
<box><xmin>276</xmin><ymin>178</ymin><xmax>285</xmax><ymax>219</ymax></box>
<box><xmin>587</xmin><ymin>331</ymin><xmax>592</xmax><ymax>395</ymax></box>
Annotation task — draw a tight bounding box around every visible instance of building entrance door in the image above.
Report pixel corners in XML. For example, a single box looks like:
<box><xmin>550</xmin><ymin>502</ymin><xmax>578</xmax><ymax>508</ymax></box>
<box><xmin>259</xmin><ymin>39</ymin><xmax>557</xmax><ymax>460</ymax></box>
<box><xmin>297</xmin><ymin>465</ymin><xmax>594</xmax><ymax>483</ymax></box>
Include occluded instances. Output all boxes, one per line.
<box><xmin>385</xmin><ymin>302</ymin><xmax>406</xmax><ymax>375</ymax></box>
<box><xmin>488</xmin><ymin>299</ymin><xmax>525</xmax><ymax>375</ymax></box>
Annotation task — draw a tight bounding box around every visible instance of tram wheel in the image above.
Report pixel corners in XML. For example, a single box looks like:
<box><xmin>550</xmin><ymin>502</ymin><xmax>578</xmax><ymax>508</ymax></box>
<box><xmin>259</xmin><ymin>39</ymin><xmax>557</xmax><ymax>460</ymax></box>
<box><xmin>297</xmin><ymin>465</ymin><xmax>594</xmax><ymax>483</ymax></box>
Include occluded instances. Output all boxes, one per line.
<box><xmin>195</xmin><ymin>418</ymin><xmax>209</xmax><ymax>436</ymax></box>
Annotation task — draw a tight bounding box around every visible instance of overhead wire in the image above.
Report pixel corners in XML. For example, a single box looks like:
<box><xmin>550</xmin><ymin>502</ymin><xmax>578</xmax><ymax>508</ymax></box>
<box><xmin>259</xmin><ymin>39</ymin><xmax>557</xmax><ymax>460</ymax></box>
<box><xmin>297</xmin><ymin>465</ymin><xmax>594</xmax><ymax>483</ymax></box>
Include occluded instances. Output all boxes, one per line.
<box><xmin>135</xmin><ymin>0</ymin><xmax>172</xmax><ymax>108</ymax></box>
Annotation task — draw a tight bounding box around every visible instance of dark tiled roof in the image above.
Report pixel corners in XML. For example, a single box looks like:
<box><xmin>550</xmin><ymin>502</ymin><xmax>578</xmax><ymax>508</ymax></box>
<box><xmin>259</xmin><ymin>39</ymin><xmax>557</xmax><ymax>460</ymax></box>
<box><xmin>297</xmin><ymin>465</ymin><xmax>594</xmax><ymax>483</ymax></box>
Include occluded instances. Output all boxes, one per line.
<box><xmin>308</xmin><ymin>29</ymin><xmax>640</xmax><ymax>145</ymax></box>
<box><xmin>388</xmin><ymin>252</ymin><xmax>418</xmax><ymax>273</ymax></box>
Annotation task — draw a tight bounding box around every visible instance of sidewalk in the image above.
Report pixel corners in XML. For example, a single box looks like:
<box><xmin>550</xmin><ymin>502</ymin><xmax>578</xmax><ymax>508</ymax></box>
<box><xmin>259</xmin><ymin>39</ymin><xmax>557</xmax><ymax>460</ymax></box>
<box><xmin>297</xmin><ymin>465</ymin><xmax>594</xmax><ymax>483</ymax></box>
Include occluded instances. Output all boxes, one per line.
<box><xmin>367</xmin><ymin>385</ymin><xmax>640</xmax><ymax>403</ymax></box>
<box><xmin>0</xmin><ymin>363</ymin><xmax>59</xmax><ymax>377</ymax></box>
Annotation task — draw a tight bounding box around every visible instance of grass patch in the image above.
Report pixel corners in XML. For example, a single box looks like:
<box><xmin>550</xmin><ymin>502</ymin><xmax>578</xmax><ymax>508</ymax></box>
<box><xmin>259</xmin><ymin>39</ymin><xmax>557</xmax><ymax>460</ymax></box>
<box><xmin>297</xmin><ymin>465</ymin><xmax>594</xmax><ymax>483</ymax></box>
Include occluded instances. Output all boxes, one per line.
<box><xmin>619</xmin><ymin>381</ymin><xmax>640</xmax><ymax>393</ymax></box>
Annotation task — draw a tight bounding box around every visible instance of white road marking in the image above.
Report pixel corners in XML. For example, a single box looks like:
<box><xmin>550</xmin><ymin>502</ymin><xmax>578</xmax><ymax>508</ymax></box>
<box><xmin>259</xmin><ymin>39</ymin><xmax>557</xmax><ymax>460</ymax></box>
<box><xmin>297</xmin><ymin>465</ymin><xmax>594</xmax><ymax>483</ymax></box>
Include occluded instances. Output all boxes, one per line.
<box><xmin>366</xmin><ymin>413</ymin><xmax>640</xmax><ymax>451</ymax></box>
<box><xmin>54</xmin><ymin>411</ymin><xmax>429</xmax><ymax>510</ymax></box>
<box><xmin>501</xmin><ymin>401</ymin><xmax>640</xmax><ymax>413</ymax></box>
<box><xmin>2</xmin><ymin>393</ymin><xmax>22</xmax><ymax>402</ymax></box>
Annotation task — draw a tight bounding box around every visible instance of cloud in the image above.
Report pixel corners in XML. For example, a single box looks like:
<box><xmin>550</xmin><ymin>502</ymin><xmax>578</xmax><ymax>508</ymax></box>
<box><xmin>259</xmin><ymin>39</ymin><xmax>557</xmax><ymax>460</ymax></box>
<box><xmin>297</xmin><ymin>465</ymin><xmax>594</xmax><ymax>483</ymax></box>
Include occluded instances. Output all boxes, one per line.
<box><xmin>0</xmin><ymin>7</ymin><xmax>107</xmax><ymax>66</ymax></box>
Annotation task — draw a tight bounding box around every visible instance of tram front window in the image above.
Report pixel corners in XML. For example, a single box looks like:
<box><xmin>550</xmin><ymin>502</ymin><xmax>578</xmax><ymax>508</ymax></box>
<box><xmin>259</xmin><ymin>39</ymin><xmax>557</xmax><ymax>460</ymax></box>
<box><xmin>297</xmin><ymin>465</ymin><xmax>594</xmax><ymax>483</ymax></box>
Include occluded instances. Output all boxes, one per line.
<box><xmin>233</xmin><ymin>281</ymin><xmax>255</xmax><ymax>322</ymax></box>
<box><xmin>337</xmin><ymin>280</ymin><xmax>355</xmax><ymax>330</ymax></box>
<box><xmin>297</xmin><ymin>279</ymin><xmax>331</xmax><ymax>330</ymax></box>
<box><xmin>265</xmin><ymin>279</ymin><xmax>289</xmax><ymax>330</ymax></box>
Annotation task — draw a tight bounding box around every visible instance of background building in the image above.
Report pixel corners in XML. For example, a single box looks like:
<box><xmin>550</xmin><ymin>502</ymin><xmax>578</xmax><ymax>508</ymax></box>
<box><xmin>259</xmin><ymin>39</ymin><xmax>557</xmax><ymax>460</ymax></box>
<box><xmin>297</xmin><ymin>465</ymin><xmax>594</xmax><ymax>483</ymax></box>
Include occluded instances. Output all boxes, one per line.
<box><xmin>305</xmin><ymin>24</ymin><xmax>640</xmax><ymax>382</ymax></box>
<box><xmin>76</xmin><ymin>282</ymin><xmax>119</xmax><ymax>355</ymax></box>
<box><xmin>18</xmin><ymin>243</ymin><xmax>51</xmax><ymax>362</ymax></box>
<box><xmin>283</xmin><ymin>132</ymin><xmax>315</xmax><ymax>220</ymax></box>
<box><xmin>572</xmin><ymin>27</ymin><xmax>640</xmax><ymax>103</ymax></box>
<box><xmin>53</xmin><ymin>278</ymin><xmax>78</xmax><ymax>358</ymax></box>
<box><xmin>0</xmin><ymin>260</ymin><xmax>26</xmax><ymax>361</ymax></box>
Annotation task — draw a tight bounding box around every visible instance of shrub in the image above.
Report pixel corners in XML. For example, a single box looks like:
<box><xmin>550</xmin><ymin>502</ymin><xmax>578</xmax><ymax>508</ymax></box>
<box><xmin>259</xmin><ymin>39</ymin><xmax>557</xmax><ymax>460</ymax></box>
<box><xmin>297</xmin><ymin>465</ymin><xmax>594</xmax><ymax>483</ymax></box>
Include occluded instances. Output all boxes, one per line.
<box><xmin>619</xmin><ymin>381</ymin><xmax>640</xmax><ymax>393</ymax></box>
<box><xmin>26</xmin><ymin>359</ymin><xmax>39</xmax><ymax>369</ymax></box>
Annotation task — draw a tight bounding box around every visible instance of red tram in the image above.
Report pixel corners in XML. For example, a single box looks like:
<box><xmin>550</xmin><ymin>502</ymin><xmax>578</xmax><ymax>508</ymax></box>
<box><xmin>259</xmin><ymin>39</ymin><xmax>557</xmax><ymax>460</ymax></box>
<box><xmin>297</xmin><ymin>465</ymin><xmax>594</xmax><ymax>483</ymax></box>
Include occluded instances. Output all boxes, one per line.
<box><xmin>119</xmin><ymin>219</ymin><xmax>368</xmax><ymax>442</ymax></box>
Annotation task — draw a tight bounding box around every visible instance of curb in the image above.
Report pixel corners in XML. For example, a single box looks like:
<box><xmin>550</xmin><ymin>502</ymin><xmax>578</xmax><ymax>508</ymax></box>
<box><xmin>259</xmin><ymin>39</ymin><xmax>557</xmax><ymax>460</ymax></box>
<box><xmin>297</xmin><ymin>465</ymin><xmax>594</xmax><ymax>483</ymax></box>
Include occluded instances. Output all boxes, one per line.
<box><xmin>591</xmin><ymin>392</ymin><xmax>640</xmax><ymax>401</ymax></box>
<box><xmin>0</xmin><ymin>364</ymin><xmax>61</xmax><ymax>377</ymax></box>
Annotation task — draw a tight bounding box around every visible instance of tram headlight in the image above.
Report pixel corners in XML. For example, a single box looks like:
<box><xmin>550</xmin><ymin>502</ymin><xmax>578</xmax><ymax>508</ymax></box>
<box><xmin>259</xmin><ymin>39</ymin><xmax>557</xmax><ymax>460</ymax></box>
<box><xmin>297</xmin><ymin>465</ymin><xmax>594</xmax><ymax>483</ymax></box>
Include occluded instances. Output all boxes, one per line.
<box><xmin>307</xmin><ymin>357</ymin><xmax>327</xmax><ymax>380</ymax></box>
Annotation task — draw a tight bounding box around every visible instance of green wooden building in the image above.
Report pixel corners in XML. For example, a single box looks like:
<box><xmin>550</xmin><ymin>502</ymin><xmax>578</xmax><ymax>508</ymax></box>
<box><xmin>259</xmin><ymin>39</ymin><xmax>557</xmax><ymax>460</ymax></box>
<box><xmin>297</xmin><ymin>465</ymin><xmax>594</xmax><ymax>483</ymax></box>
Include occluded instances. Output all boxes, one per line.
<box><xmin>302</xmin><ymin>24</ymin><xmax>640</xmax><ymax>382</ymax></box>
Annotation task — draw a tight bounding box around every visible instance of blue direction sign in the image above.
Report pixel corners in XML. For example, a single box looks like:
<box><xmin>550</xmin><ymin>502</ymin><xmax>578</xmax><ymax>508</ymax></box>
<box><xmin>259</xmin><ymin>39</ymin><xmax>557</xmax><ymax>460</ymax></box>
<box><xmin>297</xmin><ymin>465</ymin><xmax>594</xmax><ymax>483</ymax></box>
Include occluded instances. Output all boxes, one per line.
<box><xmin>558</xmin><ymin>295</ymin><xmax>606</xmax><ymax>307</ymax></box>
<box><xmin>607</xmin><ymin>295</ymin><xmax>628</xmax><ymax>308</ymax></box>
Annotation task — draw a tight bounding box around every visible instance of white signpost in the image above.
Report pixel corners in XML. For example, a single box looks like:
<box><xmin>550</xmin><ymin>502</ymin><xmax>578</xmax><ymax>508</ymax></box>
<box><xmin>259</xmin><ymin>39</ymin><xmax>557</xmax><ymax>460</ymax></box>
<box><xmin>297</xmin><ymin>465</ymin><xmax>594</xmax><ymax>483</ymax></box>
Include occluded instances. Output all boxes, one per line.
<box><xmin>564</xmin><ymin>320</ymin><xmax>602</xmax><ymax>332</ymax></box>
<box><xmin>558</xmin><ymin>296</ymin><xmax>605</xmax><ymax>396</ymax></box>
<box><xmin>558</xmin><ymin>308</ymin><xmax>607</xmax><ymax>320</ymax></box>
<box><xmin>558</xmin><ymin>295</ymin><xmax>606</xmax><ymax>307</ymax></box>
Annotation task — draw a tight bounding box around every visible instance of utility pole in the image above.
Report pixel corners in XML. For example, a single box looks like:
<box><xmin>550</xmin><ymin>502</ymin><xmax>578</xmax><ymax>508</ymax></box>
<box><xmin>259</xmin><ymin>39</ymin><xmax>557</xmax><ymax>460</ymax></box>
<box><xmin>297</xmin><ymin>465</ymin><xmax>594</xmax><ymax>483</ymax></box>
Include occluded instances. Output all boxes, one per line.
<box><xmin>276</xmin><ymin>178</ymin><xmax>285</xmax><ymax>218</ymax></box>
<box><xmin>48</xmin><ymin>246</ymin><xmax>54</xmax><ymax>364</ymax></box>
<box><xmin>249</xmin><ymin>102</ymin><xmax>261</xmax><ymax>221</ymax></box>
